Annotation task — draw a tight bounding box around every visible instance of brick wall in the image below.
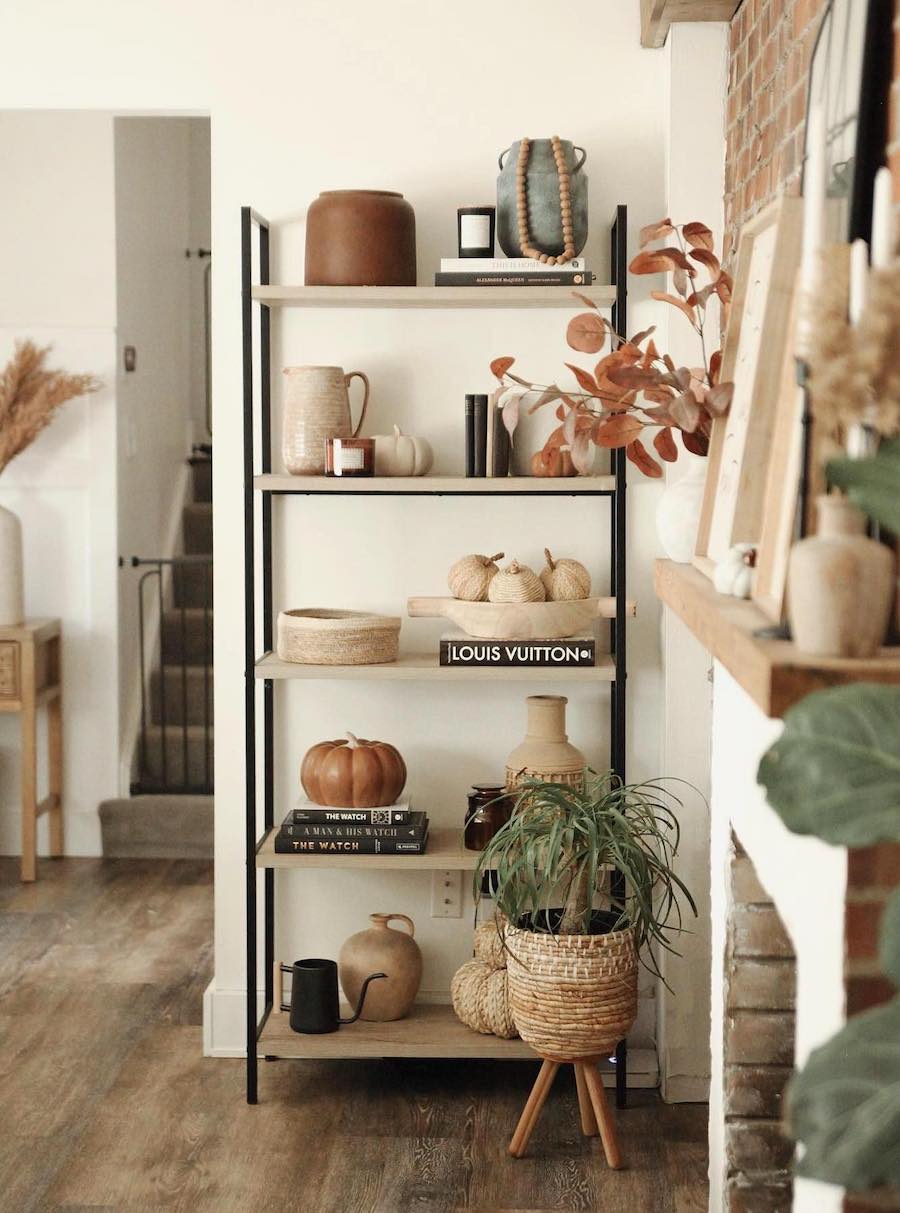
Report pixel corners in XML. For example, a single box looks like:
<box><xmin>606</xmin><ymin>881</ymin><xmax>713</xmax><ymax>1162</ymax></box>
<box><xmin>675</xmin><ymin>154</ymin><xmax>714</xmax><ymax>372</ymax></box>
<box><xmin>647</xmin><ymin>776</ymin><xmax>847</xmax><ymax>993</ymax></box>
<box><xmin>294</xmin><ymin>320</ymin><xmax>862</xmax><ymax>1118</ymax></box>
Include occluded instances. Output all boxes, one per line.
<box><xmin>724</xmin><ymin>834</ymin><xmax>795</xmax><ymax>1212</ymax></box>
<box><xmin>724</xmin><ymin>0</ymin><xmax>829</xmax><ymax>261</ymax></box>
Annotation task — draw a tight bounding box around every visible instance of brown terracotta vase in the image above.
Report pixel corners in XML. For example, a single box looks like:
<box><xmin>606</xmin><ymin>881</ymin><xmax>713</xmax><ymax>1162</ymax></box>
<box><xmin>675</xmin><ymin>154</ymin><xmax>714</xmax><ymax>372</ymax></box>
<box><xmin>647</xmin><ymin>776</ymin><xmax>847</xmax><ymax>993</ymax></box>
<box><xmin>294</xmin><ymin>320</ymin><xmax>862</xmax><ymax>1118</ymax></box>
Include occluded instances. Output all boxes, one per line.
<box><xmin>305</xmin><ymin>190</ymin><xmax>417</xmax><ymax>286</ymax></box>
<box><xmin>339</xmin><ymin>913</ymin><xmax>422</xmax><ymax>1021</ymax></box>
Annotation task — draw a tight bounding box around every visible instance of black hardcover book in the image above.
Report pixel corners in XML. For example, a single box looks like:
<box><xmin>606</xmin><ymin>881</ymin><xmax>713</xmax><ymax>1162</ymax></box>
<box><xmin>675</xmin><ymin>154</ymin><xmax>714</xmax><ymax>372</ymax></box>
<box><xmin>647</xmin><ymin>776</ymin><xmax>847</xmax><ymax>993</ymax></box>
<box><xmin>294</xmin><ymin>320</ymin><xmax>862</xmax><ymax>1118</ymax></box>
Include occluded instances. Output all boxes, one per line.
<box><xmin>434</xmin><ymin>271</ymin><xmax>594</xmax><ymax>287</ymax></box>
<box><xmin>280</xmin><ymin>811</ymin><xmax>427</xmax><ymax>840</ymax></box>
<box><xmin>473</xmin><ymin>394</ymin><xmax>487</xmax><ymax>477</ymax></box>
<box><xmin>273</xmin><ymin>828</ymin><xmax>429</xmax><ymax>855</ymax></box>
<box><xmin>440</xmin><ymin>635</ymin><xmax>596</xmax><ymax>668</ymax></box>
<box><xmin>290</xmin><ymin>804</ymin><xmax>414</xmax><ymax>825</ymax></box>
<box><xmin>465</xmin><ymin>394</ymin><xmax>476</xmax><ymax>477</ymax></box>
<box><xmin>491</xmin><ymin>404</ymin><xmax>510</xmax><ymax>477</ymax></box>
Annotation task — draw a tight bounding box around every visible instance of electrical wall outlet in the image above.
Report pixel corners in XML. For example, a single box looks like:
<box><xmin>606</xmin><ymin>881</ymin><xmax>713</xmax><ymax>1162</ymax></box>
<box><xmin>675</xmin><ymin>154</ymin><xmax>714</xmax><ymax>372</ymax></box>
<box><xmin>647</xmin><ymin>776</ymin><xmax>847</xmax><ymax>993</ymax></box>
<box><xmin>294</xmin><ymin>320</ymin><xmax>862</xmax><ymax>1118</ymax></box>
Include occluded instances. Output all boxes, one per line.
<box><xmin>431</xmin><ymin>869</ymin><xmax>463</xmax><ymax>918</ymax></box>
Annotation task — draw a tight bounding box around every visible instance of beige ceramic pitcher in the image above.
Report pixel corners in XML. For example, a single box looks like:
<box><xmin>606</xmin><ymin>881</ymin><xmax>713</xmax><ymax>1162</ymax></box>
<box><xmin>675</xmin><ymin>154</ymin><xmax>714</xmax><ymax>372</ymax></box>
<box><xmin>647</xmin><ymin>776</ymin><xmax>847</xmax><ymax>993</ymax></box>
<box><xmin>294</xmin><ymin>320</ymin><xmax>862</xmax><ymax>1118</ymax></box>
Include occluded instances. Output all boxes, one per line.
<box><xmin>282</xmin><ymin>365</ymin><xmax>370</xmax><ymax>475</ymax></box>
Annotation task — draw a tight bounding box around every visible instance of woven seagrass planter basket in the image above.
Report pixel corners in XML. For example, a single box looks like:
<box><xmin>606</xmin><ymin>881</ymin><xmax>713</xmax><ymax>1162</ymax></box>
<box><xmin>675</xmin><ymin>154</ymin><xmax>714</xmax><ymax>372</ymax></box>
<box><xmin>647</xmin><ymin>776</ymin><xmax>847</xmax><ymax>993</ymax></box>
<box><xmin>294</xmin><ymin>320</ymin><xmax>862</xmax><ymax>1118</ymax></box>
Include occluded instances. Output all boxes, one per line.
<box><xmin>505</xmin><ymin>923</ymin><xmax>638</xmax><ymax>1060</ymax></box>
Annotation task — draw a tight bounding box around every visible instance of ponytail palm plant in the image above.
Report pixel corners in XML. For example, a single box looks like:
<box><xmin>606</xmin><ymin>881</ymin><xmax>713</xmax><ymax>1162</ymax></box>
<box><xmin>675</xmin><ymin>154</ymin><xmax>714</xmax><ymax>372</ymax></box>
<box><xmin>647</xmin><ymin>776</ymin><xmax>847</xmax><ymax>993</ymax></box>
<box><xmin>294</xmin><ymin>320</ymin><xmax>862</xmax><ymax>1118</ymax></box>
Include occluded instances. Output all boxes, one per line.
<box><xmin>474</xmin><ymin>772</ymin><xmax>696</xmax><ymax>980</ymax></box>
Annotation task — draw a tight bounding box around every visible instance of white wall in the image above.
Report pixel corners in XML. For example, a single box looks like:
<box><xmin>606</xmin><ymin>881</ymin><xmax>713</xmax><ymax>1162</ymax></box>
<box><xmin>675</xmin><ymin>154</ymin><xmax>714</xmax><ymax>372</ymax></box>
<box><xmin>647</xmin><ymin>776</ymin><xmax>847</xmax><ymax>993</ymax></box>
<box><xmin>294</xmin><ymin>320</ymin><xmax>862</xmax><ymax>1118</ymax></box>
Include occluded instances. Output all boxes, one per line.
<box><xmin>709</xmin><ymin>666</ymin><xmax>847</xmax><ymax>1213</ymax></box>
<box><xmin>0</xmin><ymin>111</ymin><xmax>118</xmax><ymax>857</ymax></box>
<box><xmin>657</xmin><ymin>22</ymin><xmax>728</xmax><ymax>1103</ymax></box>
<box><xmin>0</xmin><ymin>1</ymin><xmax>707</xmax><ymax>1068</ymax></box>
<box><xmin>115</xmin><ymin>116</ymin><xmax>210</xmax><ymax>775</ymax></box>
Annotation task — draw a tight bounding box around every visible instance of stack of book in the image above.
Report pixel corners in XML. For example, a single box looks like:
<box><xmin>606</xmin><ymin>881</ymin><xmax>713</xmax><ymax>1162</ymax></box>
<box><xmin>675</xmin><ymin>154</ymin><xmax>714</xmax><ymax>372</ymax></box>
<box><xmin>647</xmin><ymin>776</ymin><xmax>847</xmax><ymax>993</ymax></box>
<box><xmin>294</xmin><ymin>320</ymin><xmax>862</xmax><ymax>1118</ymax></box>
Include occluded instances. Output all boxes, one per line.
<box><xmin>435</xmin><ymin>256</ymin><xmax>592</xmax><ymax>288</ymax></box>
<box><xmin>273</xmin><ymin>799</ymin><xmax>430</xmax><ymax>855</ymax></box>
<box><xmin>466</xmin><ymin>393</ymin><xmax>510</xmax><ymax>477</ymax></box>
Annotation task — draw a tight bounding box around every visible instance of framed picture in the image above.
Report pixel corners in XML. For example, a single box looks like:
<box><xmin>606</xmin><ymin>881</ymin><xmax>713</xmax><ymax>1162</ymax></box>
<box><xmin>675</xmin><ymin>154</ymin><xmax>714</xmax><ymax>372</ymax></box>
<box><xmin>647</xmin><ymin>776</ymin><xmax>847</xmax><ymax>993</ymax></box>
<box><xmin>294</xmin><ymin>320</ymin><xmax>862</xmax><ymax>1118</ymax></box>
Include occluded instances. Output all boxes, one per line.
<box><xmin>751</xmin><ymin>281</ymin><xmax>804</xmax><ymax>621</ymax></box>
<box><xmin>694</xmin><ymin>195</ymin><xmax>804</xmax><ymax>577</ymax></box>
<box><xmin>806</xmin><ymin>0</ymin><xmax>892</xmax><ymax>245</ymax></box>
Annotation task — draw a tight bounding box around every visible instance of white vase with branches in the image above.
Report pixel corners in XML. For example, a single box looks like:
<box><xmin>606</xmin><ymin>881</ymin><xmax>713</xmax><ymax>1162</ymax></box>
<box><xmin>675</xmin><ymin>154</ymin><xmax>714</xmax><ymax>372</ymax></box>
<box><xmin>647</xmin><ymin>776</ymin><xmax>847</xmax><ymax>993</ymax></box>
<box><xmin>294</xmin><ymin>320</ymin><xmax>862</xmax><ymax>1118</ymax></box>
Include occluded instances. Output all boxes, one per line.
<box><xmin>0</xmin><ymin>341</ymin><xmax>100</xmax><ymax>625</ymax></box>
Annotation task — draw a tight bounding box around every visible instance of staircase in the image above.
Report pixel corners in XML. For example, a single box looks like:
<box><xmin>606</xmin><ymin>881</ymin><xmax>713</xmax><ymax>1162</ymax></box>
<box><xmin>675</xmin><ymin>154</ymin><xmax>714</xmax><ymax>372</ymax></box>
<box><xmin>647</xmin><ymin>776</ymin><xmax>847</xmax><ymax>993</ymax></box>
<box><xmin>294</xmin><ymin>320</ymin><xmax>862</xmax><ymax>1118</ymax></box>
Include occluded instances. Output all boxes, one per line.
<box><xmin>100</xmin><ymin>451</ymin><xmax>214</xmax><ymax>859</ymax></box>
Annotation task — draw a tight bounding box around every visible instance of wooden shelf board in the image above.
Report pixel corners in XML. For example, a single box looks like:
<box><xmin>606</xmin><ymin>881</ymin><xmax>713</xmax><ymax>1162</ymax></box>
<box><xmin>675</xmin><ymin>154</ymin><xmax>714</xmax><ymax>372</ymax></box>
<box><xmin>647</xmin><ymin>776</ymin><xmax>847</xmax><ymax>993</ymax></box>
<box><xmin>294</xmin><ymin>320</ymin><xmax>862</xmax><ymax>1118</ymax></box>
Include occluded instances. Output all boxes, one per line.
<box><xmin>259</xmin><ymin>825</ymin><xmax>491</xmax><ymax>870</ymax></box>
<box><xmin>640</xmin><ymin>0</ymin><xmax>740</xmax><ymax>48</ymax></box>
<box><xmin>254</xmin><ymin>474</ymin><xmax>616</xmax><ymax>495</ymax></box>
<box><xmin>655</xmin><ymin>559</ymin><xmax>900</xmax><ymax>718</ymax></box>
<box><xmin>255</xmin><ymin>651</ymin><xmax>615</xmax><ymax>682</ymax></box>
<box><xmin>258</xmin><ymin>1002</ymin><xmax>658</xmax><ymax>1077</ymax></box>
<box><xmin>251</xmin><ymin>284</ymin><xmax>616</xmax><ymax>309</ymax></box>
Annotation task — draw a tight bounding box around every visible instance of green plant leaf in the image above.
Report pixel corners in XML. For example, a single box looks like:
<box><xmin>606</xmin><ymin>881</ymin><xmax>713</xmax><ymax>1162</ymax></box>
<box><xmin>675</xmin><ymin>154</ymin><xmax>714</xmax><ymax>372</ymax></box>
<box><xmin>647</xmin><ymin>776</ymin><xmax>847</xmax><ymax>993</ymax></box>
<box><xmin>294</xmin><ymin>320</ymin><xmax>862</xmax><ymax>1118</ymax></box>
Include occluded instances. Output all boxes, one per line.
<box><xmin>757</xmin><ymin>684</ymin><xmax>900</xmax><ymax>846</ymax></box>
<box><xmin>881</xmin><ymin>888</ymin><xmax>900</xmax><ymax>988</ymax></box>
<box><xmin>788</xmin><ymin>996</ymin><xmax>900</xmax><ymax>1189</ymax></box>
<box><xmin>827</xmin><ymin>438</ymin><xmax>900</xmax><ymax>534</ymax></box>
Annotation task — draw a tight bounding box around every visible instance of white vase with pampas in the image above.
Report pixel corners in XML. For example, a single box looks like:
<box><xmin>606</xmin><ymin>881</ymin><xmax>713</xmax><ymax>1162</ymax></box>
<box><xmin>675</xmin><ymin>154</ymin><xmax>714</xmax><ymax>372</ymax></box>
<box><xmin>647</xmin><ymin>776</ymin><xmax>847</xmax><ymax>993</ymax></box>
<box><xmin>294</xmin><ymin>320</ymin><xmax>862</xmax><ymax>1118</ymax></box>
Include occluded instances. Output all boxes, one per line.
<box><xmin>0</xmin><ymin>340</ymin><xmax>100</xmax><ymax>623</ymax></box>
<box><xmin>0</xmin><ymin>504</ymin><xmax>24</xmax><ymax>625</ymax></box>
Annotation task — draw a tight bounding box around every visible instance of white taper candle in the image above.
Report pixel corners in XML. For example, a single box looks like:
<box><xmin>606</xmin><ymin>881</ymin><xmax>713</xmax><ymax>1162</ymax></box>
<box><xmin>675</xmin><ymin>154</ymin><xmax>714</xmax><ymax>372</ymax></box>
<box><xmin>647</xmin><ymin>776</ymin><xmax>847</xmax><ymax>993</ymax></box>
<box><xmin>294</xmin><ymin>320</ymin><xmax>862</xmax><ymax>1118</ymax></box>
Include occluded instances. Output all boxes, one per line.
<box><xmin>849</xmin><ymin>238</ymin><xmax>869</xmax><ymax>327</ymax></box>
<box><xmin>871</xmin><ymin>166</ymin><xmax>895</xmax><ymax>270</ymax></box>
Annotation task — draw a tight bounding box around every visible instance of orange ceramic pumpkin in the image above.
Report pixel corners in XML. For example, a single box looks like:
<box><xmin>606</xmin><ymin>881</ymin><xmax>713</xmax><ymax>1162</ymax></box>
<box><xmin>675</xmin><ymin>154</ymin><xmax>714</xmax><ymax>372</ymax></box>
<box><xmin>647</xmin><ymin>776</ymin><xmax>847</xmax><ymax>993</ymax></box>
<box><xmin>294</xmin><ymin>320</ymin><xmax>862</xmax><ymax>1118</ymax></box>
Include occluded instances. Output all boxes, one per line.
<box><xmin>531</xmin><ymin>447</ymin><xmax>576</xmax><ymax>477</ymax></box>
<box><xmin>301</xmin><ymin>731</ymin><xmax>407</xmax><ymax>807</ymax></box>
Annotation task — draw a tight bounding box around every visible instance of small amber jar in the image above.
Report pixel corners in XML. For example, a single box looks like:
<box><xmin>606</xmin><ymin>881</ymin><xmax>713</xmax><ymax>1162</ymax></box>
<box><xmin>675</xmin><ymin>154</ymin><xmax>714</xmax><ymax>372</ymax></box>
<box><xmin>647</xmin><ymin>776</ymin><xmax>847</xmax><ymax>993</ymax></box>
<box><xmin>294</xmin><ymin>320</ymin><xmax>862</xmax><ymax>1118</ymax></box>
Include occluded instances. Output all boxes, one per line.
<box><xmin>465</xmin><ymin>783</ymin><xmax>513</xmax><ymax>851</ymax></box>
<box><xmin>324</xmin><ymin>436</ymin><xmax>375</xmax><ymax>477</ymax></box>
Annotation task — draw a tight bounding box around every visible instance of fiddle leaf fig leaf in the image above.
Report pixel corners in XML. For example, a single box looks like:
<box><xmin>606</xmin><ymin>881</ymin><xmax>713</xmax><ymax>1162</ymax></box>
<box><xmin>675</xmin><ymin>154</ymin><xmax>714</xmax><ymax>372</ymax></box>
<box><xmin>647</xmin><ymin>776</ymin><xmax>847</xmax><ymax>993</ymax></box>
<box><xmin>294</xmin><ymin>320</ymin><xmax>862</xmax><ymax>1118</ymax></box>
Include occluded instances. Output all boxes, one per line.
<box><xmin>827</xmin><ymin>438</ymin><xmax>900</xmax><ymax>535</ymax></box>
<box><xmin>758</xmin><ymin>684</ymin><xmax>900</xmax><ymax>846</ymax></box>
<box><xmin>788</xmin><ymin>997</ymin><xmax>900</xmax><ymax>1189</ymax></box>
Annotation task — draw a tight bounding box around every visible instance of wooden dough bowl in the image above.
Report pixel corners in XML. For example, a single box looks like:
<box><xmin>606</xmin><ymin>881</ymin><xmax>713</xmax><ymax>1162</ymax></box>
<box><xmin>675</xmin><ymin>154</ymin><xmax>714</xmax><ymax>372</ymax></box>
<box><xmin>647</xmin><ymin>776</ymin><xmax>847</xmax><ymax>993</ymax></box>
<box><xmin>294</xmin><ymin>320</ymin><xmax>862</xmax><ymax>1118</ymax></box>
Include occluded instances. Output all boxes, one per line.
<box><xmin>407</xmin><ymin>596</ymin><xmax>636</xmax><ymax>640</ymax></box>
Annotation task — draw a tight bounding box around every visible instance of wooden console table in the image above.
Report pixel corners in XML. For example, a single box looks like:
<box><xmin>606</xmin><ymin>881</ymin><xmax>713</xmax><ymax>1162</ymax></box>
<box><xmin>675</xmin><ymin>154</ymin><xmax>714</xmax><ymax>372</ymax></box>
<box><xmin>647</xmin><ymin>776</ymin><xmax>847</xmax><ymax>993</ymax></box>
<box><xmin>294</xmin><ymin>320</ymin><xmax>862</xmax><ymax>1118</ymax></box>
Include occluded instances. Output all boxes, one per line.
<box><xmin>0</xmin><ymin>619</ymin><xmax>63</xmax><ymax>881</ymax></box>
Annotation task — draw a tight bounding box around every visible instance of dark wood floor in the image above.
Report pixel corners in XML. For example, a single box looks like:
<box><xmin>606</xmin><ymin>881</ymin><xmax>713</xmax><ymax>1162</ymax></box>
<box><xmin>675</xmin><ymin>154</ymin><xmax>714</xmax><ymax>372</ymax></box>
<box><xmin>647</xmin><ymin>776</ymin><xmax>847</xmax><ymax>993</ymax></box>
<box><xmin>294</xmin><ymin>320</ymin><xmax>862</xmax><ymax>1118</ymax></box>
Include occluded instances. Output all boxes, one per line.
<box><xmin>0</xmin><ymin>857</ymin><xmax>708</xmax><ymax>1212</ymax></box>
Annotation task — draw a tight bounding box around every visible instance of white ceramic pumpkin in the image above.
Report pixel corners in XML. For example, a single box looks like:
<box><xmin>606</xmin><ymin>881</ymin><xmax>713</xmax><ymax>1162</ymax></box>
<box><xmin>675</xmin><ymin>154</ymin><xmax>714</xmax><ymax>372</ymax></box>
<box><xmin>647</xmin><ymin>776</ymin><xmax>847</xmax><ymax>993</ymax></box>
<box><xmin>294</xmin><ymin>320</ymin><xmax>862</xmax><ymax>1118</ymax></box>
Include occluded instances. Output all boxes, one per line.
<box><xmin>713</xmin><ymin>543</ymin><xmax>756</xmax><ymax>599</ymax></box>
<box><xmin>372</xmin><ymin>425</ymin><xmax>434</xmax><ymax>477</ymax></box>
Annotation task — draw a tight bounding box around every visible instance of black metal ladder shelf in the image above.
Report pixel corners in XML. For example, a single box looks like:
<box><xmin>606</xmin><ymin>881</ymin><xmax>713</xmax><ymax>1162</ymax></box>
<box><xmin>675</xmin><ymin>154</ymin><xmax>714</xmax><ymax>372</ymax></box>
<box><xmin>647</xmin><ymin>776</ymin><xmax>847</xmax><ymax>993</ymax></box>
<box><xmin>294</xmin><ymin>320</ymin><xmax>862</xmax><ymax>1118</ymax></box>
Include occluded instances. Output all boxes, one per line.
<box><xmin>241</xmin><ymin>204</ymin><xmax>630</xmax><ymax>1107</ymax></box>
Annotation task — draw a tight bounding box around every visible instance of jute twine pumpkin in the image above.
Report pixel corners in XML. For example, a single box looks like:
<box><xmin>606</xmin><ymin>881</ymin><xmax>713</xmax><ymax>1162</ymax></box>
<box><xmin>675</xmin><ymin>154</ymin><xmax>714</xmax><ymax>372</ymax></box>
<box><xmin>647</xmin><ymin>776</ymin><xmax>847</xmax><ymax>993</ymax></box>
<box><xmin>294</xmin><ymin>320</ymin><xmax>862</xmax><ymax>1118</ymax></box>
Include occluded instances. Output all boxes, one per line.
<box><xmin>488</xmin><ymin>560</ymin><xmax>546</xmax><ymax>604</ymax></box>
<box><xmin>540</xmin><ymin>549</ymin><xmax>591</xmax><ymax>601</ymax></box>
<box><xmin>451</xmin><ymin>961</ymin><xmax>518</xmax><ymax>1038</ymax></box>
<box><xmin>448</xmin><ymin>552</ymin><xmax>504</xmax><ymax>602</ymax></box>
<box><xmin>451</xmin><ymin>920</ymin><xmax>518</xmax><ymax>1039</ymax></box>
<box><xmin>505</xmin><ymin>924</ymin><xmax>638</xmax><ymax>1060</ymax></box>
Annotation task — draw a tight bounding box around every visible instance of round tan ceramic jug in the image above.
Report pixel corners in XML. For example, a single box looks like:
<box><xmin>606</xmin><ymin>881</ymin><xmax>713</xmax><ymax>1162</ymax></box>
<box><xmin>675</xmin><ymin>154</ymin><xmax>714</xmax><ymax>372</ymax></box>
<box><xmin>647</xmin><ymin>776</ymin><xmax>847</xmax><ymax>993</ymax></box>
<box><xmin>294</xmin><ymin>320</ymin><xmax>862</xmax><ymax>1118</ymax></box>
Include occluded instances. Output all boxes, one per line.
<box><xmin>339</xmin><ymin>913</ymin><xmax>422</xmax><ymax>1021</ymax></box>
<box><xmin>282</xmin><ymin>365</ymin><xmax>369</xmax><ymax>475</ymax></box>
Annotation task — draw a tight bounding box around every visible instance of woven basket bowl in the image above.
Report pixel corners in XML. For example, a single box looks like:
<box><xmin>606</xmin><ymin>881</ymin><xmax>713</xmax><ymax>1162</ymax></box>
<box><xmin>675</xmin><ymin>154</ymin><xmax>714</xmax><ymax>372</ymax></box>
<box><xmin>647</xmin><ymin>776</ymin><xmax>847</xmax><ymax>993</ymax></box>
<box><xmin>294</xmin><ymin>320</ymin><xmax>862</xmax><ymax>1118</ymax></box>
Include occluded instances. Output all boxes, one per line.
<box><xmin>276</xmin><ymin>609</ymin><xmax>401</xmax><ymax>666</ymax></box>
<box><xmin>505</xmin><ymin>924</ymin><xmax>638</xmax><ymax>1060</ymax></box>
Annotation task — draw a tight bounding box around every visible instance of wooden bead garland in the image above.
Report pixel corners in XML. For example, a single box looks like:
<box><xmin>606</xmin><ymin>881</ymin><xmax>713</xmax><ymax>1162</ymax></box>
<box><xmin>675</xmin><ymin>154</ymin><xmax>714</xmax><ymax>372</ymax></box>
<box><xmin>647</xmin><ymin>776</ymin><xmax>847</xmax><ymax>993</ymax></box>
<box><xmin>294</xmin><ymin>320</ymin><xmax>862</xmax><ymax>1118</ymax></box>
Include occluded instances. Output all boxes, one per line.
<box><xmin>516</xmin><ymin>135</ymin><xmax>577</xmax><ymax>266</ymax></box>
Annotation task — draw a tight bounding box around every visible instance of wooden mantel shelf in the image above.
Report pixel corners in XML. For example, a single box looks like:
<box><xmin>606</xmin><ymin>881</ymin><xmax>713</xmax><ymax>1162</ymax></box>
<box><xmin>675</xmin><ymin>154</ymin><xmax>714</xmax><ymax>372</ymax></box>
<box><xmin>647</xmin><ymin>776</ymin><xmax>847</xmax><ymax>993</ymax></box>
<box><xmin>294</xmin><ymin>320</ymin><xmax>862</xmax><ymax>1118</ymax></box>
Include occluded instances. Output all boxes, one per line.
<box><xmin>655</xmin><ymin>559</ymin><xmax>900</xmax><ymax>718</ymax></box>
<box><xmin>640</xmin><ymin>0</ymin><xmax>740</xmax><ymax>48</ymax></box>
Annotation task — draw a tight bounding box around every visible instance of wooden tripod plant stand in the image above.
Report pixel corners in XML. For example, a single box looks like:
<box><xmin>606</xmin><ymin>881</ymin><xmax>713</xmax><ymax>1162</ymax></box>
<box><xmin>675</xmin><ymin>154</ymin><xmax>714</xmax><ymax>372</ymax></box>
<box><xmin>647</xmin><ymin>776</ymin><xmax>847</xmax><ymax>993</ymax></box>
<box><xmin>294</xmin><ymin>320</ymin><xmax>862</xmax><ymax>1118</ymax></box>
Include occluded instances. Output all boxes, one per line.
<box><xmin>509</xmin><ymin>1056</ymin><xmax>623</xmax><ymax>1167</ymax></box>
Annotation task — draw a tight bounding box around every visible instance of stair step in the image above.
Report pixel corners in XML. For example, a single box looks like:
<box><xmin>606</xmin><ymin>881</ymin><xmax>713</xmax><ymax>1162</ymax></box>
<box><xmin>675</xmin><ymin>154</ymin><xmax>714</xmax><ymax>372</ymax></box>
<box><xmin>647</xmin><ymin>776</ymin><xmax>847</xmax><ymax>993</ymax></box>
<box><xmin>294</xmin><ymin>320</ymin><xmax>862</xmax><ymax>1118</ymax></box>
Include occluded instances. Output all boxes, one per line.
<box><xmin>100</xmin><ymin>794</ymin><xmax>213</xmax><ymax>859</ymax></box>
<box><xmin>183</xmin><ymin>502</ymin><xmax>212</xmax><ymax>555</ymax></box>
<box><xmin>139</xmin><ymin>725</ymin><xmax>214</xmax><ymax>792</ymax></box>
<box><xmin>161</xmin><ymin>608</ymin><xmax>212</xmax><ymax>665</ymax></box>
<box><xmin>151</xmin><ymin>665</ymin><xmax>214</xmax><ymax>726</ymax></box>
<box><xmin>173</xmin><ymin>561</ymin><xmax>212</xmax><ymax>609</ymax></box>
<box><xmin>190</xmin><ymin>456</ymin><xmax>212</xmax><ymax>504</ymax></box>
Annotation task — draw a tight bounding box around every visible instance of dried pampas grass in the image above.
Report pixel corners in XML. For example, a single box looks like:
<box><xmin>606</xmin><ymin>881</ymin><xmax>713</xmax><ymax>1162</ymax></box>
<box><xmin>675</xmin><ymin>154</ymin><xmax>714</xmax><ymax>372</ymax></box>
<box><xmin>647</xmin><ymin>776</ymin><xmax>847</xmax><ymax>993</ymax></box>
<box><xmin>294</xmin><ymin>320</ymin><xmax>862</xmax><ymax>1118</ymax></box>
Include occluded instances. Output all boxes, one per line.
<box><xmin>0</xmin><ymin>340</ymin><xmax>100</xmax><ymax>474</ymax></box>
<box><xmin>808</xmin><ymin>248</ymin><xmax>900</xmax><ymax>445</ymax></box>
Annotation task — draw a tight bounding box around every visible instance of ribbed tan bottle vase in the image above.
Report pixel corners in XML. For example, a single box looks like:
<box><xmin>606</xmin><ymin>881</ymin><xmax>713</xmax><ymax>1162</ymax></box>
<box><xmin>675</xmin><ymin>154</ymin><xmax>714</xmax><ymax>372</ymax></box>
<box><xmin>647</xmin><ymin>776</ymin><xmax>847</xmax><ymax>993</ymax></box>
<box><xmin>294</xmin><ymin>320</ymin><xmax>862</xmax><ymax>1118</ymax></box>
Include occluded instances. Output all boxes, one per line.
<box><xmin>505</xmin><ymin>695</ymin><xmax>585</xmax><ymax>790</ymax></box>
<box><xmin>788</xmin><ymin>495</ymin><xmax>894</xmax><ymax>658</ymax></box>
<box><xmin>339</xmin><ymin>913</ymin><xmax>422</xmax><ymax>1022</ymax></box>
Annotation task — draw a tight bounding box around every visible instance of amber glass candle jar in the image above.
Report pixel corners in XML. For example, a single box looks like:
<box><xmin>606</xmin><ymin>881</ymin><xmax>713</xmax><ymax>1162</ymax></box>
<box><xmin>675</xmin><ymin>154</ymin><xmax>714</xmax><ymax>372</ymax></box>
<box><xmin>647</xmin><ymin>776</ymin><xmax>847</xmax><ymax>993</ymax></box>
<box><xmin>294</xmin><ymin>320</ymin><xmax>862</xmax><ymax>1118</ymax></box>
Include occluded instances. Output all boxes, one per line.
<box><xmin>325</xmin><ymin>436</ymin><xmax>375</xmax><ymax>477</ymax></box>
<box><xmin>464</xmin><ymin>783</ymin><xmax>513</xmax><ymax>850</ymax></box>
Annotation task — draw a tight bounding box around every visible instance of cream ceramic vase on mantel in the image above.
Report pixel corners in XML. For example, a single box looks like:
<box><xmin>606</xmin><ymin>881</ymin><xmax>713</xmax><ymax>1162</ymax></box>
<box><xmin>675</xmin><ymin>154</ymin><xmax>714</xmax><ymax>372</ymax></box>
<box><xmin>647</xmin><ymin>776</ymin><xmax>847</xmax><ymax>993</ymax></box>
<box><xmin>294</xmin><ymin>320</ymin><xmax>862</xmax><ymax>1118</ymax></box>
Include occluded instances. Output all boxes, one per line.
<box><xmin>788</xmin><ymin>494</ymin><xmax>894</xmax><ymax>658</ymax></box>
<box><xmin>0</xmin><ymin>504</ymin><xmax>25</xmax><ymax>626</ymax></box>
<box><xmin>506</xmin><ymin>695</ymin><xmax>586</xmax><ymax>790</ymax></box>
